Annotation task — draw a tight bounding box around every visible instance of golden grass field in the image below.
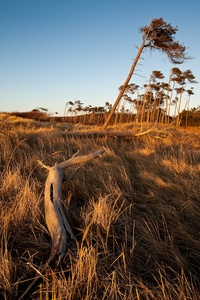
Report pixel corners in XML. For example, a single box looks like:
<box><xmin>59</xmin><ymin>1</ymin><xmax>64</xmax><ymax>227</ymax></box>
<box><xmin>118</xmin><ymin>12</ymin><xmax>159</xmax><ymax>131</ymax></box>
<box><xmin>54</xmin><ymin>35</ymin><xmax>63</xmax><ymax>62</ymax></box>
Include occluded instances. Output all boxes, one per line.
<box><xmin>0</xmin><ymin>113</ymin><xmax>200</xmax><ymax>299</ymax></box>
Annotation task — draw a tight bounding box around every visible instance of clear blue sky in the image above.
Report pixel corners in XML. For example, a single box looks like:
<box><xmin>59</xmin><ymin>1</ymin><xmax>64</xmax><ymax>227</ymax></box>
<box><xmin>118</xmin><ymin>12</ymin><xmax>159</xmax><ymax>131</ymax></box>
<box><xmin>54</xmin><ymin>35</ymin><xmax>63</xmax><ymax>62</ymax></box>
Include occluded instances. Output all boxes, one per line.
<box><xmin>1</xmin><ymin>0</ymin><xmax>200</xmax><ymax>116</ymax></box>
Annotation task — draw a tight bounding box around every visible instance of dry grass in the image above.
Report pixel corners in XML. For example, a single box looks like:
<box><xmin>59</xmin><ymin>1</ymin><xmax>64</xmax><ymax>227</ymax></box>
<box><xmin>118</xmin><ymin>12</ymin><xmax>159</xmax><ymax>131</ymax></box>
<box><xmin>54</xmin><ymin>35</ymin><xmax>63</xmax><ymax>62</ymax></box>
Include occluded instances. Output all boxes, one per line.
<box><xmin>0</xmin><ymin>115</ymin><xmax>200</xmax><ymax>299</ymax></box>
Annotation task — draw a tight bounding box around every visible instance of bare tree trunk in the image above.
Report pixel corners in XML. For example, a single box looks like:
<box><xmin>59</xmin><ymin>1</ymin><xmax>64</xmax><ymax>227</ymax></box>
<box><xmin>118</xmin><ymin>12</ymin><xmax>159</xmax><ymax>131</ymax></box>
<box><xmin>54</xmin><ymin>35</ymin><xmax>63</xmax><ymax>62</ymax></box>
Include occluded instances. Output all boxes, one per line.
<box><xmin>185</xmin><ymin>97</ymin><xmax>190</xmax><ymax>127</ymax></box>
<box><xmin>140</xmin><ymin>94</ymin><xmax>147</xmax><ymax>123</ymax></box>
<box><xmin>135</xmin><ymin>93</ymin><xmax>139</xmax><ymax>123</ymax></box>
<box><xmin>167</xmin><ymin>81</ymin><xmax>175</xmax><ymax>124</ymax></box>
<box><xmin>176</xmin><ymin>90</ymin><xmax>184</xmax><ymax>126</ymax></box>
<box><xmin>103</xmin><ymin>42</ymin><xmax>145</xmax><ymax>129</ymax></box>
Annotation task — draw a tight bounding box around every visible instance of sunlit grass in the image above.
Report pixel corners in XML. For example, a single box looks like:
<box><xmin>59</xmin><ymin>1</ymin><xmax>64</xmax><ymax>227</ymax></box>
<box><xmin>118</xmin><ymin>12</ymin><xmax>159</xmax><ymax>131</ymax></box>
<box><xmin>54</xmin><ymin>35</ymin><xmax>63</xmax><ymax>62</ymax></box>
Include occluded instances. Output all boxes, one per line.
<box><xmin>0</xmin><ymin>114</ymin><xmax>200</xmax><ymax>299</ymax></box>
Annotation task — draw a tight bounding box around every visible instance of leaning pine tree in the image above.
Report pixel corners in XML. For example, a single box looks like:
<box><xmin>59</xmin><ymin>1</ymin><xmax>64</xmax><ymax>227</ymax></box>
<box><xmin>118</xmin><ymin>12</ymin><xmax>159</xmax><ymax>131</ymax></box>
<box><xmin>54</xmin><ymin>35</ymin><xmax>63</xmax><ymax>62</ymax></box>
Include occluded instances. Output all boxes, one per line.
<box><xmin>103</xmin><ymin>18</ymin><xmax>190</xmax><ymax>129</ymax></box>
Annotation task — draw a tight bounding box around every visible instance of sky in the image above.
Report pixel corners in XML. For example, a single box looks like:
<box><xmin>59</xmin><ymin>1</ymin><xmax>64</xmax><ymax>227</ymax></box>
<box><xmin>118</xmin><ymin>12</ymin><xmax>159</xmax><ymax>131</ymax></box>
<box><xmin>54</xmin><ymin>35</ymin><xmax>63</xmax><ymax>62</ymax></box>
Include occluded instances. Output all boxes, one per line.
<box><xmin>0</xmin><ymin>0</ymin><xmax>200</xmax><ymax>116</ymax></box>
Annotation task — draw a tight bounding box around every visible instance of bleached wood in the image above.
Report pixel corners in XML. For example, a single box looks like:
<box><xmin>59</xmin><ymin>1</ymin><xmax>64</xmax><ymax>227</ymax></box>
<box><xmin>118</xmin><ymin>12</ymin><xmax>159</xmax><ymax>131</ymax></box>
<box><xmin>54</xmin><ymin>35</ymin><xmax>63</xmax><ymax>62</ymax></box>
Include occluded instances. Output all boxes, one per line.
<box><xmin>55</xmin><ymin>129</ymin><xmax>155</xmax><ymax>138</ymax></box>
<box><xmin>59</xmin><ymin>149</ymin><xmax>105</xmax><ymax>168</ymax></box>
<box><xmin>44</xmin><ymin>162</ymin><xmax>74</xmax><ymax>264</ymax></box>
<box><xmin>18</xmin><ymin>149</ymin><xmax>105</xmax><ymax>299</ymax></box>
<box><xmin>42</xmin><ymin>149</ymin><xmax>105</xmax><ymax>264</ymax></box>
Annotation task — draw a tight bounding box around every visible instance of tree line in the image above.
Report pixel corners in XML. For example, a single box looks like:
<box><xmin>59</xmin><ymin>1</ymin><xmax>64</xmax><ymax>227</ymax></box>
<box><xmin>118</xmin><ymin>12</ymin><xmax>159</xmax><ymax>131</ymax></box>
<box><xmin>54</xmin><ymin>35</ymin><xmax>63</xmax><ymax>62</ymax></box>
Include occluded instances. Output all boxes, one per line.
<box><xmin>62</xmin><ymin>18</ymin><xmax>199</xmax><ymax>127</ymax></box>
<box><xmin>61</xmin><ymin>65</ymin><xmax>197</xmax><ymax>126</ymax></box>
<box><xmin>8</xmin><ymin>18</ymin><xmax>199</xmax><ymax>127</ymax></box>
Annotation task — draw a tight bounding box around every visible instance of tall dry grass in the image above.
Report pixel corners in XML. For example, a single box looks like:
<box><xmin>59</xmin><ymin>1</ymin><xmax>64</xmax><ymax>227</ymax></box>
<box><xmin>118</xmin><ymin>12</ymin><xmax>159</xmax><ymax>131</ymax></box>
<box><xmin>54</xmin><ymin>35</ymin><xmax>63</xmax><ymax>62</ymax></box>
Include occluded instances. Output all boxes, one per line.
<box><xmin>0</xmin><ymin>115</ymin><xmax>200</xmax><ymax>299</ymax></box>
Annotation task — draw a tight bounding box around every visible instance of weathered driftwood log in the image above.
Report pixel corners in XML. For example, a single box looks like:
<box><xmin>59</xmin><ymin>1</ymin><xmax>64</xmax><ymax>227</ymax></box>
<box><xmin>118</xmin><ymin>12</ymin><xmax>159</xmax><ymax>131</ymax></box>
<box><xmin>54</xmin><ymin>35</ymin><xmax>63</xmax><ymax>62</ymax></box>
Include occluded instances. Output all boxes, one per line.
<box><xmin>55</xmin><ymin>128</ymin><xmax>154</xmax><ymax>138</ymax></box>
<box><xmin>38</xmin><ymin>149</ymin><xmax>105</xmax><ymax>265</ymax></box>
<box><xmin>18</xmin><ymin>149</ymin><xmax>105</xmax><ymax>300</ymax></box>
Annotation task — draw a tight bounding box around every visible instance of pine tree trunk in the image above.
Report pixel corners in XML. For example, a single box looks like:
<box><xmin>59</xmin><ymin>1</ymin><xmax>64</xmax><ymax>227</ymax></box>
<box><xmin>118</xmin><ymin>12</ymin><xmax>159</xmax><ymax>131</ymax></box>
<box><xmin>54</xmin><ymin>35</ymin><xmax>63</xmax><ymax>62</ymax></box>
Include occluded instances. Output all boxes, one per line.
<box><xmin>103</xmin><ymin>42</ymin><xmax>145</xmax><ymax>129</ymax></box>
